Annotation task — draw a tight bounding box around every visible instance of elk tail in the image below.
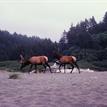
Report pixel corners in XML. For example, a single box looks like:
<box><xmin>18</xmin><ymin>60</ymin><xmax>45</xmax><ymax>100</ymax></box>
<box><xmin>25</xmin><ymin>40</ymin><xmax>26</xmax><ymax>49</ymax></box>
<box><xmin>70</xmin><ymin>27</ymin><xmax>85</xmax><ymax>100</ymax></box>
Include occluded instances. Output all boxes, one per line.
<box><xmin>44</xmin><ymin>56</ymin><xmax>48</xmax><ymax>62</ymax></box>
<box><xmin>72</xmin><ymin>56</ymin><xmax>77</xmax><ymax>62</ymax></box>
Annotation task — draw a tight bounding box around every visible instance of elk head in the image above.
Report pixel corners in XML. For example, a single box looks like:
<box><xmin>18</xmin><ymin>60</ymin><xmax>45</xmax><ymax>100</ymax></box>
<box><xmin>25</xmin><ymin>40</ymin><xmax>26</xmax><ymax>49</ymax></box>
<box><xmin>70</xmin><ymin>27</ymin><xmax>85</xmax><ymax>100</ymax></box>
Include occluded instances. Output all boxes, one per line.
<box><xmin>19</xmin><ymin>54</ymin><xmax>30</xmax><ymax>70</ymax></box>
<box><xmin>52</xmin><ymin>51</ymin><xmax>62</xmax><ymax>60</ymax></box>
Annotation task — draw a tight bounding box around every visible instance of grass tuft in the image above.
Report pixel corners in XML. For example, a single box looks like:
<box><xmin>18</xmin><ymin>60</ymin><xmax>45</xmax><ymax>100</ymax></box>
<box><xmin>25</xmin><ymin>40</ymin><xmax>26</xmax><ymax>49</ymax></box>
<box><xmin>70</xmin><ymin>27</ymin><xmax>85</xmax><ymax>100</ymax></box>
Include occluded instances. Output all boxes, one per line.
<box><xmin>8</xmin><ymin>73</ymin><xmax>20</xmax><ymax>79</ymax></box>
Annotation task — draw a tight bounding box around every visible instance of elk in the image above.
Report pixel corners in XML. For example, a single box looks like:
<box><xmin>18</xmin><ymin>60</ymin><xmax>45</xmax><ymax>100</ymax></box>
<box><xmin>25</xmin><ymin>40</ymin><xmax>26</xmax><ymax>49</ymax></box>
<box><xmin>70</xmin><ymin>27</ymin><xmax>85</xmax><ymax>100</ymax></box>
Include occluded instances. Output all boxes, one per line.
<box><xmin>53</xmin><ymin>52</ymin><xmax>80</xmax><ymax>73</ymax></box>
<box><xmin>19</xmin><ymin>54</ymin><xmax>52</xmax><ymax>73</ymax></box>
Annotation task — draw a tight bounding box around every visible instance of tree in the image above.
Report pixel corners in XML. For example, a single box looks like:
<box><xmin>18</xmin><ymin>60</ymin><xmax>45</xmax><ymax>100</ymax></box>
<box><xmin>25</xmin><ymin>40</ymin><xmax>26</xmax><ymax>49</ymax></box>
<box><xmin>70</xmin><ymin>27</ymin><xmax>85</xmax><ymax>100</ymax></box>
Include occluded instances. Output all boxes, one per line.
<box><xmin>0</xmin><ymin>29</ymin><xmax>56</xmax><ymax>61</ymax></box>
<box><xmin>103</xmin><ymin>11</ymin><xmax>107</xmax><ymax>31</ymax></box>
<box><xmin>103</xmin><ymin>11</ymin><xmax>107</xmax><ymax>24</ymax></box>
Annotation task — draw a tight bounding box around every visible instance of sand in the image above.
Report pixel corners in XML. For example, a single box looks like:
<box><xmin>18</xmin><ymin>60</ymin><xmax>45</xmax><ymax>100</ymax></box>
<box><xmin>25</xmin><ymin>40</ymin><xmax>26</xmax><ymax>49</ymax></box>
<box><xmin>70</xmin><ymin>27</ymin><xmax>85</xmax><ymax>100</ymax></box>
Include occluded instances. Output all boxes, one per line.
<box><xmin>0</xmin><ymin>70</ymin><xmax>107</xmax><ymax>107</ymax></box>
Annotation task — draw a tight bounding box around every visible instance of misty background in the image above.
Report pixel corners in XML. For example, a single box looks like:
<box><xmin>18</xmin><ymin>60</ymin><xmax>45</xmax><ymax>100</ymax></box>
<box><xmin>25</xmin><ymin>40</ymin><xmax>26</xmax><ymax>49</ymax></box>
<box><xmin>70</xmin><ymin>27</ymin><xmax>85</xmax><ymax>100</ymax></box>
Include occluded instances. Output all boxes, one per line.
<box><xmin>0</xmin><ymin>0</ymin><xmax>107</xmax><ymax>41</ymax></box>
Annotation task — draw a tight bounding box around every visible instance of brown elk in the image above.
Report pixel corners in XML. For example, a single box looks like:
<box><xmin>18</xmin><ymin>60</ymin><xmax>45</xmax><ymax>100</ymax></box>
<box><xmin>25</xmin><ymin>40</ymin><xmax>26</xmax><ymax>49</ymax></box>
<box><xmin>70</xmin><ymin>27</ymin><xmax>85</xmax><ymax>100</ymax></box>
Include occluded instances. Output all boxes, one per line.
<box><xmin>19</xmin><ymin>55</ymin><xmax>52</xmax><ymax>73</ymax></box>
<box><xmin>53</xmin><ymin>52</ymin><xmax>80</xmax><ymax>73</ymax></box>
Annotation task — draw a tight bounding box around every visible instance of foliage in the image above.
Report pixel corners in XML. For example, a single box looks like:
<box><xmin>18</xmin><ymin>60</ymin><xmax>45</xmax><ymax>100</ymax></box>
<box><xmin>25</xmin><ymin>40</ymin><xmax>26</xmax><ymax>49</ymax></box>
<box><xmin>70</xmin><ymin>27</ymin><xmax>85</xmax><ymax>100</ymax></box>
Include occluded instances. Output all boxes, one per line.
<box><xmin>0</xmin><ymin>31</ymin><xmax>56</xmax><ymax>61</ymax></box>
<box><xmin>0</xmin><ymin>61</ymin><xmax>20</xmax><ymax>71</ymax></box>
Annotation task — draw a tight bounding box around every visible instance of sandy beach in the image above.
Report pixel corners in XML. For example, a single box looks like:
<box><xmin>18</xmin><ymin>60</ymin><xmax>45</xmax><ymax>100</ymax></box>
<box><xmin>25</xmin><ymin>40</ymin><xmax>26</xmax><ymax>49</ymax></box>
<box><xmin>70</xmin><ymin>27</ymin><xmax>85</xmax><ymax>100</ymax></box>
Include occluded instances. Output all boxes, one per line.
<box><xmin>0</xmin><ymin>70</ymin><xmax>107</xmax><ymax>107</ymax></box>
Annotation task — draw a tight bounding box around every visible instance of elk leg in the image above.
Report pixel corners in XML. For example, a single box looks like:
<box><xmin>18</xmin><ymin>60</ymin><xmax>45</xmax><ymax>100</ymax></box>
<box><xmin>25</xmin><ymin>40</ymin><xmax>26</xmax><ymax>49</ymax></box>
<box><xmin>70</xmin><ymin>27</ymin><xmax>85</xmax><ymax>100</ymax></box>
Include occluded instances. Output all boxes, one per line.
<box><xmin>34</xmin><ymin>64</ymin><xmax>37</xmax><ymax>73</ymax></box>
<box><xmin>64</xmin><ymin>64</ymin><xmax>66</xmax><ymax>73</ymax></box>
<box><xmin>74</xmin><ymin>62</ymin><xmax>80</xmax><ymax>73</ymax></box>
<box><xmin>29</xmin><ymin>64</ymin><xmax>33</xmax><ymax>73</ymax></box>
<box><xmin>59</xmin><ymin>63</ymin><xmax>62</xmax><ymax>72</ymax></box>
<box><xmin>45</xmin><ymin>63</ymin><xmax>52</xmax><ymax>73</ymax></box>
<box><xmin>43</xmin><ymin>64</ymin><xmax>47</xmax><ymax>73</ymax></box>
<box><xmin>70</xmin><ymin>64</ymin><xmax>74</xmax><ymax>73</ymax></box>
